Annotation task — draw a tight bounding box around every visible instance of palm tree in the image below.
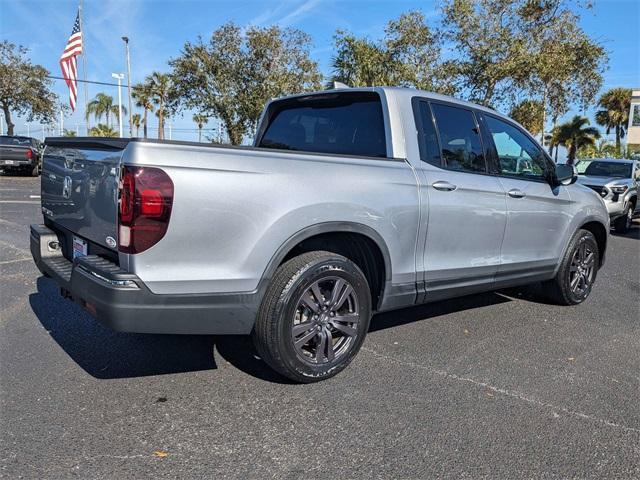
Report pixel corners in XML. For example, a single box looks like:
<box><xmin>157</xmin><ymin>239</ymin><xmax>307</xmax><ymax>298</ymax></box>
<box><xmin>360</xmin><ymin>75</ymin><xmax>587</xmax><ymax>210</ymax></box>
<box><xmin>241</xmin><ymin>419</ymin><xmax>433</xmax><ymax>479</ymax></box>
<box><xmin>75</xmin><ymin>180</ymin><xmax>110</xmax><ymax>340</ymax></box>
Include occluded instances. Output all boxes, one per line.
<box><xmin>89</xmin><ymin>123</ymin><xmax>118</xmax><ymax>138</ymax></box>
<box><xmin>131</xmin><ymin>113</ymin><xmax>142</xmax><ymax>137</ymax></box>
<box><xmin>556</xmin><ymin>116</ymin><xmax>600</xmax><ymax>165</ymax></box>
<box><xmin>132</xmin><ymin>83</ymin><xmax>154</xmax><ymax>138</ymax></box>
<box><xmin>85</xmin><ymin>93</ymin><xmax>126</xmax><ymax>128</ymax></box>
<box><xmin>193</xmin><ymin>114</ymin><xmax>208</xmax><ymax>142</ymax></box>
<box><xmin>146</xmin><ymin>72</ymin><xmax>172</xmax><ymax>140</ymax></box>
<box><xmin>595</xmin><ymin>88</ymin><xmax>631</xmax><ymax>155</ymax></box>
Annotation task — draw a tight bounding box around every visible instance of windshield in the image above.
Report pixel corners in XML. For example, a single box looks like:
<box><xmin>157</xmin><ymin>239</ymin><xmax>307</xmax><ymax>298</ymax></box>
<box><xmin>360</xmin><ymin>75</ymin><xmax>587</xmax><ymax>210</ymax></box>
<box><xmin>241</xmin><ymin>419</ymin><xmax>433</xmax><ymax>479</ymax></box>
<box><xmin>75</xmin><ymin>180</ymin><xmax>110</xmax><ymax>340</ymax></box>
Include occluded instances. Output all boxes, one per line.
<box><xmin>0</xmin><ymin>137</ymin><xmax>33</xmax><ymax>147</ymax></box>
<box><xmin>576</xmin><ymin>161</ymin><xmax>632</xmax><ymax>178</ymax></box>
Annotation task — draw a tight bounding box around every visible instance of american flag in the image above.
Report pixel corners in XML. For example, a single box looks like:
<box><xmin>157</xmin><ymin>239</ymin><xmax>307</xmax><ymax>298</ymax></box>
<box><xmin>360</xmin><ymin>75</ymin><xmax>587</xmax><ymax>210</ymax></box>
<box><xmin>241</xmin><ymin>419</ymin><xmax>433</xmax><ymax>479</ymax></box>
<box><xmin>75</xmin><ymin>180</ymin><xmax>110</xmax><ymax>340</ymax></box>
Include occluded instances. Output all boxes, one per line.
<box><xmin>59</xmin><ymin>11</ymin><xmax>83</xmax><ymax>111</ymax></box>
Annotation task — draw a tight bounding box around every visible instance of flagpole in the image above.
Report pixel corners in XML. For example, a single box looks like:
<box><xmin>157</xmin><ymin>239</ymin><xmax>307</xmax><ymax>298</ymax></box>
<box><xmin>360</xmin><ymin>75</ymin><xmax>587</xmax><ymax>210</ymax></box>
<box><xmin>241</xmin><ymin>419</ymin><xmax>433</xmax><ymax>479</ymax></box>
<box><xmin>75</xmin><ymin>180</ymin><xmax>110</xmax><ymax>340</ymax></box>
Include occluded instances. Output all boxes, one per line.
<box><xmin>79</xmin><ymin>0</ymin><xmax>89</xmax><ymax>134</ymax></box>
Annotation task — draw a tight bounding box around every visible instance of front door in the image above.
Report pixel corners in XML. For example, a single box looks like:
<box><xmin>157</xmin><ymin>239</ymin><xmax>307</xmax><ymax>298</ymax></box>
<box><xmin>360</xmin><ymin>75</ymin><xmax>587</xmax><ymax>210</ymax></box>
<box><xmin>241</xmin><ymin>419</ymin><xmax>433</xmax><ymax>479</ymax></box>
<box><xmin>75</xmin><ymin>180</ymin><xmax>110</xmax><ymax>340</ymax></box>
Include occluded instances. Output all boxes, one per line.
<box><xmin>481</xmin><ymin>113</ymin><xmax>572</xmax><ymax>284</ymax></box>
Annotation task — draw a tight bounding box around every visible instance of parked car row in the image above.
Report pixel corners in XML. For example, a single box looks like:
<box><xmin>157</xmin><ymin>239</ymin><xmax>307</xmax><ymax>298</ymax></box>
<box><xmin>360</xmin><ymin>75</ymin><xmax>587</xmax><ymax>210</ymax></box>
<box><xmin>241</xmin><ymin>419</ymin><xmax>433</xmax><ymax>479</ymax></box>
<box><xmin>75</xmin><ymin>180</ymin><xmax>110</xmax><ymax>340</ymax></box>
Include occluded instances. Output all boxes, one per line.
<box><xmin>0</xmin><ymin>135</ymin><xmax>43</xmax><ymax>176</ymax></box>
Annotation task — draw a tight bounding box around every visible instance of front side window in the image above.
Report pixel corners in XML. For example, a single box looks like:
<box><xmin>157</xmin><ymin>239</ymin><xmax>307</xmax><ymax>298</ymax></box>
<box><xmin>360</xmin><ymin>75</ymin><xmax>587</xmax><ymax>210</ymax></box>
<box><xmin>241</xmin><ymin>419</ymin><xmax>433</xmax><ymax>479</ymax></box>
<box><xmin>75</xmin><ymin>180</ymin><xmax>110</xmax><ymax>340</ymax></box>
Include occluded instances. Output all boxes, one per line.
<box><xmin>259</xmin><ymin>93</ymin><xmax>387</xmax><ymax>158</ymax></box>
<box><xmin>431</xmin><ymin>103</ymin><xmax>486</xmax><ymax>173</ymax></box>
<box><xmin>485</xmin><ymin>115</ymin><xmax>548</xmax><ymax>180</ymax></box>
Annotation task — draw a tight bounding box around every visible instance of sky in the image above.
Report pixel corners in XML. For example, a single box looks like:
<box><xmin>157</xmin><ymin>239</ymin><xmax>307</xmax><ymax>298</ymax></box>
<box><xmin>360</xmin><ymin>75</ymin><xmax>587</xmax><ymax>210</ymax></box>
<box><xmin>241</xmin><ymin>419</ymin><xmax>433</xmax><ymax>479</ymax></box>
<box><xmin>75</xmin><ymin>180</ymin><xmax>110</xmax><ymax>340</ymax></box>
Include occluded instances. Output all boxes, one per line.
<box><xmin>1</xmin><ymin>0</ymin><xmax>639</xmax><ymax>143</ymax></box>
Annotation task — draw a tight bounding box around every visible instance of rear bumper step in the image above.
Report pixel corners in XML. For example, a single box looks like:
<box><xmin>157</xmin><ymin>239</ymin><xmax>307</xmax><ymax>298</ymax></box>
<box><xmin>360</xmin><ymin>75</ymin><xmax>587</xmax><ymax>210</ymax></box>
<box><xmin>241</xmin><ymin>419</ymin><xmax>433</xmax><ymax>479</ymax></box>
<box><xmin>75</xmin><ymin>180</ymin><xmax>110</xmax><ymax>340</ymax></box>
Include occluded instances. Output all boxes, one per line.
<box><xmin>30</xmin><ymin>224</ymin><xmax>258</xmax><ymax>335</ymax></box>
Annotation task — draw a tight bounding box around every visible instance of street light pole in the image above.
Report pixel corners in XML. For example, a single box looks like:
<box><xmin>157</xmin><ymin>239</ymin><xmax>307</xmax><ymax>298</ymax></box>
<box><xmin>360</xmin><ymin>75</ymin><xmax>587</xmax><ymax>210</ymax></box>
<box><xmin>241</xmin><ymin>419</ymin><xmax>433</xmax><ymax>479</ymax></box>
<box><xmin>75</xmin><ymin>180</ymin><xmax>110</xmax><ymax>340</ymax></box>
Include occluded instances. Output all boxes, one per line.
<box><xmin>122</xmin><ymin>36</ymin><xmax>133</xmax><ymax>137</ymax></box>
<box><xmin>111</xmin><ymin>73</ymin><xmax>125</xmax><ymax>137</ymax></box>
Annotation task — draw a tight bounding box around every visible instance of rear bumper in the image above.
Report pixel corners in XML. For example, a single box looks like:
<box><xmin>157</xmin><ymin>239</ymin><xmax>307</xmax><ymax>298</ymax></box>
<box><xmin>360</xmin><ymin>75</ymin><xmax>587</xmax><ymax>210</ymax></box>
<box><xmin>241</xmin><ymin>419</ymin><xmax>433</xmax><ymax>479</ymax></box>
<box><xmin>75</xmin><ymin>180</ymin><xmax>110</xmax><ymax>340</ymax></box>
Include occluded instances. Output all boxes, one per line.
<box><xmin>30</xmin><ymin>224</ymin><xmax>258</xmax><ymax>335</ymax></box>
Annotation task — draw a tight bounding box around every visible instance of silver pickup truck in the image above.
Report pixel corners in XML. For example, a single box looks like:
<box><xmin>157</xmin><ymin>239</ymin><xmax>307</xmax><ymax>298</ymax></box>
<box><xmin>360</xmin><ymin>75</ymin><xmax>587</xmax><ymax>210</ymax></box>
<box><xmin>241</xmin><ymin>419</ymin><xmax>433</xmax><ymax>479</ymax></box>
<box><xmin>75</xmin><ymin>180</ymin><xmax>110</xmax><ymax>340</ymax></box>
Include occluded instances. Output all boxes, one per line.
<box><xmin>31</xmin><ymin>87</ymin><xmax>609</xmax><ymax>382</ymax></box>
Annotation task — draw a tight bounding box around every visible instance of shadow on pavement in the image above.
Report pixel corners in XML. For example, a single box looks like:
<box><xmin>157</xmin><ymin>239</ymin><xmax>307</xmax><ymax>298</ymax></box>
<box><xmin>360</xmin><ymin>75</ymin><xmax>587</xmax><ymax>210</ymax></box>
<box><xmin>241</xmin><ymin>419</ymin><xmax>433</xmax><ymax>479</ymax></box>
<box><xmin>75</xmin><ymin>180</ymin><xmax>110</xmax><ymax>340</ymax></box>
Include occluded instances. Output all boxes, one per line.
<box><xmin>29</xmin><ymin>276</ymin><xmax>290</xmax><ymax>383</ymax></box>
<box><xmin>370</xmin><ymin>291</ymin><xmax>512</xmax><ymax>332</ymax></box>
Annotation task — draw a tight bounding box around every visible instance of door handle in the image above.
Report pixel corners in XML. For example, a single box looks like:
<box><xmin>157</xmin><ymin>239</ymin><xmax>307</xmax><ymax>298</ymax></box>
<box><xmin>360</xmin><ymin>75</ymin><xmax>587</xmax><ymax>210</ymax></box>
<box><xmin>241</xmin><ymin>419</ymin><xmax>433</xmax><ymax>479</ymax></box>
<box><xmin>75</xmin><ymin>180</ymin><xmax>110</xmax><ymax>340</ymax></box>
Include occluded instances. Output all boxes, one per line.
<box><xmin>508</xmin><ymin>188</ymin><xmax>526</xmax><ymax>198</ymax></box>
<box><xmin>432</xmin><ymin>181</ymin><xmax>457</xmax><ymax>192</ymax></box>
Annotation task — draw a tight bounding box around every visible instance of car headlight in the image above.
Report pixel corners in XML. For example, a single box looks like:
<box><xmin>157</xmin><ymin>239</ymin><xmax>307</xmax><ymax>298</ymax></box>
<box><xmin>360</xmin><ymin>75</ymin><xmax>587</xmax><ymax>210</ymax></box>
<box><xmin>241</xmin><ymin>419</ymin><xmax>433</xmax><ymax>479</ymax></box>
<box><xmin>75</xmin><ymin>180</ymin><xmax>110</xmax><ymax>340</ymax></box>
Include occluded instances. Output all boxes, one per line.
<box><xmin>610</xmin><ymin>185</ymin><xmax>628</xmax><ymax>194</ymax></box>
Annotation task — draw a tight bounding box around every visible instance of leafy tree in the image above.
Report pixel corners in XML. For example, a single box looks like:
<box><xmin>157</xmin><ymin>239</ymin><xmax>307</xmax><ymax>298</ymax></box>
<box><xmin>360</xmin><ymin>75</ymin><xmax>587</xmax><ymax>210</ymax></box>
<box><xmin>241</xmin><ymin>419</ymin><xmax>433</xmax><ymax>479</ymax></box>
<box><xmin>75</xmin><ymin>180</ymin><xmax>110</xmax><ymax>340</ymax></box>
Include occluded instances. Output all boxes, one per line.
<box><xmin>440</xmin><ymin>0</ymin><xmax>607</xmax><ymax>112</ymax></box>
<box><xmin>86</xmin><ymin>93</ymin><xmax>126</xmax><ymax>128</ymax></box>
<box><xmin>132</xmin><ymin>83</ymin><xmax>154</xmax><ymax>138</ymax></box>
<box><xmin>62</xmin><ymin>129</ymin><xmax>77</xmax><ymax>137</ymax></box>
<box><xmin>331</xmin><ymin>11</ymin><xmax>453</xmax><ymax>94</ymax></box>
<box><xmin>131</xmin><ymin>113</ymin><xmax>142</xmax><ymax>137</ymax></box>
<box><xmin>145</xmin><ymin>72</ymin><xmax>173</xmax><ymax>140</ymax></box>
<box><xmin>170</xmin><ymin>22</ymin><xmax>321</xmax><ymax>145</ymax></box>
<box><xmin>595</xmin><ymin>87</ymin><xmax>631</xmax><ymax>154</ymax></box>
<box><xmin>555</xmin><ymin>115</ymin><xmax>600</xmax><ymax>165</ymax></box>
<box><xmin>0</xmin><ymin>41</ymin><xmax>57</xmax><ymax>136</ymax></box>
<box><xmin>510</xmin><ymin>100</ymin><xmax>544</xmax><ymax>136</ymax></box>
<box><xmin>89</xmin><ymin>123</ymin><xmax>118</xmax><ymax>137</ymax></box>
<box><xmin>193</xmin><ymin>114</ymin><xmax>208</xmax><ymax>142</ymax></box>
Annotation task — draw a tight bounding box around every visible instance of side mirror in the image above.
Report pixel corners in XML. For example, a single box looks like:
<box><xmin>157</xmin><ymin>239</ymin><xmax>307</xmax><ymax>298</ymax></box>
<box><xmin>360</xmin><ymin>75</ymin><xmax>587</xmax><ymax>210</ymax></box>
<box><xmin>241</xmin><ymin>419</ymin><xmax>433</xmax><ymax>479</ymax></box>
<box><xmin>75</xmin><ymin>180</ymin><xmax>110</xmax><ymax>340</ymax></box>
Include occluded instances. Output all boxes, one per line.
<box><xmin>553</xmin><ymin>164</ymin><xmax>578</xmax><ymax>186</ymax></box>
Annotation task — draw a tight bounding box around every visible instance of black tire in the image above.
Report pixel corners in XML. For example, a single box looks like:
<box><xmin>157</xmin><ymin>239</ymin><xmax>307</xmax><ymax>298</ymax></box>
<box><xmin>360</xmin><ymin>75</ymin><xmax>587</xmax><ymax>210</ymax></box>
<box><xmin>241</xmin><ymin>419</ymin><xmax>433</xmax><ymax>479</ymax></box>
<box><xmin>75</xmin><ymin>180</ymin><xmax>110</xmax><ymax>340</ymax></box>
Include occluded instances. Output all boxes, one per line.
<box><xmin>542</xmin><ymin>229</ymin><xmax>599</xmax><ymax>305</ymax></box>
<box><xmin>252</xmin><ymin>251</ymin><xmax>372</xmax><ymax>383</ymax></box>
<box><xmin>613</xmin><ymin>201</ymin><xmax>634</xmax><ymax>233</ymax></box>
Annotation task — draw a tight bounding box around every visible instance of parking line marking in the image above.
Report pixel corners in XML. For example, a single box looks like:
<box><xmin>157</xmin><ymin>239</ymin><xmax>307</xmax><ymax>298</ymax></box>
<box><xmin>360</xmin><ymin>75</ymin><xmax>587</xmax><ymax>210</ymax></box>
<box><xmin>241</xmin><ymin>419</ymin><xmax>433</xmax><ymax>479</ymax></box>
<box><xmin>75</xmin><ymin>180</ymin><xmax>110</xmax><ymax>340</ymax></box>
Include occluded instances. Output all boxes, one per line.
<box><xmin>29</xmin><ymin>195</ymin><xmax>41</xmax><ymax>199</ymax></box>
<box><xmin>0</xmin><ymin>200</ymin><xmax>41</xmax><ymax>204</ymax></box>
<box><xmin>0</xmin><ymin>257</ymin><xmax>32</xmax><ymax>265</ymax></box>
<box><xmin>362</xmin><ymin>346</ymin><xmax>640</xmax><ymax>434</ymax></box>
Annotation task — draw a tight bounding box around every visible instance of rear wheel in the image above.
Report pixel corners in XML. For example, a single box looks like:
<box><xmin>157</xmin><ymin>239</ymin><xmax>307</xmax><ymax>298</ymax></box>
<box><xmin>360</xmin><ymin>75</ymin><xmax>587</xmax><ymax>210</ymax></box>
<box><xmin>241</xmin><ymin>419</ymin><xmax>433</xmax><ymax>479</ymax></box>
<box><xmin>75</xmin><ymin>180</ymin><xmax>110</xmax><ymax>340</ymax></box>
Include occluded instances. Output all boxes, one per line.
<box><xmin>542</xmin><ymin>229</ymin><xmax>599</xmax><ymax>305</ymax></box>
<box><xmin>614</xmin><ymin>202</ymin><xmax>634</xmax><ymax>233</ymax></box>
<box><xmin>252</xmin><ymin>251</ymin><xmax>371</xmax><ymax>383</ymax></box>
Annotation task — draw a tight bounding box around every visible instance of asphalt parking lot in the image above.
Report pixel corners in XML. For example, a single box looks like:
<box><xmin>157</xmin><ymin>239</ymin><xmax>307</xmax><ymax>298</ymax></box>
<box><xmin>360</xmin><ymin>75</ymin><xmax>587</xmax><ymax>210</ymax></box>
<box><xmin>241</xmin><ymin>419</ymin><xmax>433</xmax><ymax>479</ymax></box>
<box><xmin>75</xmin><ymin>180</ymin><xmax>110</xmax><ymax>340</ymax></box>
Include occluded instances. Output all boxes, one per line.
<box><xmin>1</xmin><ymin>175</ymin><xmax>639</xmax><ymax>479</ymax></box>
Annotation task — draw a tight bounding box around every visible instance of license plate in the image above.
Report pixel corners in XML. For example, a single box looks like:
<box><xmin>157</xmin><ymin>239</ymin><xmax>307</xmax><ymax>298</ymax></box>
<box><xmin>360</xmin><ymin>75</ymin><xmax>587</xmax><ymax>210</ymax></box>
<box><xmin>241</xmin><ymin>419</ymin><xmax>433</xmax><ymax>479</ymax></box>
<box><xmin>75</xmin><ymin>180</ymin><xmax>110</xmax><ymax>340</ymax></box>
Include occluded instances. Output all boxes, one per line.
<box><xmin>73</xmin><ymin>236</ymin><xmax>88</xmax><ymax>259</ymax></box>
<box><xmin>4</xmin><ymin>160</ymin><xmax>14</xmax><ymax>165</ymax></box>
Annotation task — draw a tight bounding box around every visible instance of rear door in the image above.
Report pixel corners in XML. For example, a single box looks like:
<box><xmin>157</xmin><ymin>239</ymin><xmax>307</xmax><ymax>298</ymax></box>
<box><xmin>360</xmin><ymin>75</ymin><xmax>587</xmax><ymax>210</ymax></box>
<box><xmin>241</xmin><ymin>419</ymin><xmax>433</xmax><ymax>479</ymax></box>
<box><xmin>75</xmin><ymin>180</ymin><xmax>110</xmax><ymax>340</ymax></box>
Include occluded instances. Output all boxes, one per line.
<box><xmin>41</xmin><ymin>139</ymin><xmax>126</xmax><ymax>252</ymax></box>
<box><xmin>479</xmin><ymin>113</ymin><xmax>572</xmax><ymax>283</ymax></box>
<box><xmin>413</xmin><ymin>99</ymin><xmax>507</xmax><ymax>301</ymax></box>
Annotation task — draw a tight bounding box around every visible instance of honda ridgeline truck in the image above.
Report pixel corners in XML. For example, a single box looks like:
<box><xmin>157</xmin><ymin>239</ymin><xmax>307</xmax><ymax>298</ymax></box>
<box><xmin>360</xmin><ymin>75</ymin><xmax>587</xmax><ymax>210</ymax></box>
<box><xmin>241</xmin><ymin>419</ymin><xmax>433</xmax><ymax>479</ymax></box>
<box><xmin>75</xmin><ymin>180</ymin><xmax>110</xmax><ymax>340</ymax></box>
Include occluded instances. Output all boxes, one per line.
<box><xmin>31</xmin><ymin>87</ymin><xmax>609</xmax><ymax>382</ymax></box>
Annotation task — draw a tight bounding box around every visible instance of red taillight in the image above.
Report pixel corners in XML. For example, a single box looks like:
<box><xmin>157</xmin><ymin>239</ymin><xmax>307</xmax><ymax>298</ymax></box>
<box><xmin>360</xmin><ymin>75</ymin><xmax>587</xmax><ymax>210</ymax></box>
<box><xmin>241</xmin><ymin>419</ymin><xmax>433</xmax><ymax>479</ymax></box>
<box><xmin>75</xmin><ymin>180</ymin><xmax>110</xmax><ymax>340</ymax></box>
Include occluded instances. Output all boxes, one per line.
<box><xmin>118</xmin><ymin>166</ymin><xmax>173</xmax><ymax>254</ymax></box>
<box><xmin>25</xmin><ymin>149</ymin><xmax>33</xmax><ymax>159</ymax></box>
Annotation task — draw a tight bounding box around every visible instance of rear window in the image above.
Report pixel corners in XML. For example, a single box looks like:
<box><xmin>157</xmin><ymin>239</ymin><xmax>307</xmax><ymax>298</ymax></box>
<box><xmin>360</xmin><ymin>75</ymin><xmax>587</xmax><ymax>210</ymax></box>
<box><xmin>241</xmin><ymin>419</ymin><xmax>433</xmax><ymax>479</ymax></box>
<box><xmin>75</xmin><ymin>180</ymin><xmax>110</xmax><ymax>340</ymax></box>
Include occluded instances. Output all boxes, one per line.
<box><xmin>0</xmin><ymin>136</ymin><xmax>32</xmax><ymax>147</ymax></box>
<box><xmin>258</xmin><ymin>92</ymin><xmax>387</xmax><ymax>158</ymax></box>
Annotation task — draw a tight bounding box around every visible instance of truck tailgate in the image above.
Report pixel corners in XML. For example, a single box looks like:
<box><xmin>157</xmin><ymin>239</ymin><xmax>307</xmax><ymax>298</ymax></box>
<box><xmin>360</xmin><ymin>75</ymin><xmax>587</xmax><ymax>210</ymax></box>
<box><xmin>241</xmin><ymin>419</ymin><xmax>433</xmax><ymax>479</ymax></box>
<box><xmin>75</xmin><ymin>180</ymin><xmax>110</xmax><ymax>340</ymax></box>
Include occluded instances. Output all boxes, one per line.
<box><xmin>41</xmin><ymin>138</ymin><xmax>128</xmax><ymax>251</ymax></box>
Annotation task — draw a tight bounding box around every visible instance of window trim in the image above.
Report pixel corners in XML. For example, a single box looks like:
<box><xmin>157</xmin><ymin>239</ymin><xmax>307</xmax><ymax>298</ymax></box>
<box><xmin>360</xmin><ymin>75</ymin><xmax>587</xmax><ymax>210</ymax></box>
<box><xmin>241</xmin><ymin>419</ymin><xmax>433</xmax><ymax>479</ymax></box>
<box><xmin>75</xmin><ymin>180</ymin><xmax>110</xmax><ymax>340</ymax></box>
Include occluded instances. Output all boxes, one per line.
<box><xmin>480</xmin><ymin>112</ymin><xmax>556</xmax><ymax>184</ymax></box>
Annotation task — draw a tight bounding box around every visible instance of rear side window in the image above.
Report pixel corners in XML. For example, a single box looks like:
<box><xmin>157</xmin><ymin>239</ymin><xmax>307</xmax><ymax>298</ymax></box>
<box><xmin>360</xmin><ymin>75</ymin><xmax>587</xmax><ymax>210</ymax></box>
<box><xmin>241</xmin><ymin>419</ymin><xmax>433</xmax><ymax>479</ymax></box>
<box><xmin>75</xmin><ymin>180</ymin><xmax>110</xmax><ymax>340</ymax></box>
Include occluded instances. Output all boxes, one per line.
<box><xmin>413</xmin><ymin>100</ymin><xmax>442</xmax><ymax>166</ymax></box>
<box><xmin>258</xmin><ymin>93</ymin><xmax>387</xmax><ymax>158</ymax></box>
<box><xmin>431</xmin><ymin>103</ymin><xmax>486</xmax><ymax>173</ymax></box>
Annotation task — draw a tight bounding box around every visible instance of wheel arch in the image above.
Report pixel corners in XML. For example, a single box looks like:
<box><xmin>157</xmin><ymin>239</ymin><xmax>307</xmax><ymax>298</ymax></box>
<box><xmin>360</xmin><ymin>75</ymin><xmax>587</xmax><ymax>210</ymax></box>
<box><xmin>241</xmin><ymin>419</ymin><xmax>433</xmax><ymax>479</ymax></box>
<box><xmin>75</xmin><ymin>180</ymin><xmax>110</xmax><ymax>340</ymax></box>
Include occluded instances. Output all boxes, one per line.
<box><xmin>579</xmin><ymin>220</ymin><xmax>608</xmax><ymax>266</ymax></box>
<box><xmin>258</xmin><ymin>222</ymin><xmax>392</xmax><ymax>310</ymax></box>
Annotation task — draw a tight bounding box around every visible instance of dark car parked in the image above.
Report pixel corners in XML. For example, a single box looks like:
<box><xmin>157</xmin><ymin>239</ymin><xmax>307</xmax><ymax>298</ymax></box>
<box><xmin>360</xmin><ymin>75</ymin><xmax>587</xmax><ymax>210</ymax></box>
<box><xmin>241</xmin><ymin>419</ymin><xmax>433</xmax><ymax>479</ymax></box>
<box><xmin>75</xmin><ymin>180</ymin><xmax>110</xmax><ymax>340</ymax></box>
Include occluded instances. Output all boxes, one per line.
<box><xmin>0</xmin><ymin>135</ymin><xmax>43</xmax><ymax>176</ymax></box>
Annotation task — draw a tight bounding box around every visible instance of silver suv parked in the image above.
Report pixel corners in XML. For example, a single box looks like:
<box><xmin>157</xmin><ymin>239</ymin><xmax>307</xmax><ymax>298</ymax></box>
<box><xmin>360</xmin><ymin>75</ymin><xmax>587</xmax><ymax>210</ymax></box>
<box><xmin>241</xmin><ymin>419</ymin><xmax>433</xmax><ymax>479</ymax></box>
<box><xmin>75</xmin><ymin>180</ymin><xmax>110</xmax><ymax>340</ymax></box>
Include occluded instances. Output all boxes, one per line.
<box><xmin>31</xmin><ymin>87</ymin><xmax>609</xmax><ymax>383</ymax></box>
<box><xmin>576</xmin><ymin>158</ymin><xmax>639</xmax><ymax>233</ymax></box>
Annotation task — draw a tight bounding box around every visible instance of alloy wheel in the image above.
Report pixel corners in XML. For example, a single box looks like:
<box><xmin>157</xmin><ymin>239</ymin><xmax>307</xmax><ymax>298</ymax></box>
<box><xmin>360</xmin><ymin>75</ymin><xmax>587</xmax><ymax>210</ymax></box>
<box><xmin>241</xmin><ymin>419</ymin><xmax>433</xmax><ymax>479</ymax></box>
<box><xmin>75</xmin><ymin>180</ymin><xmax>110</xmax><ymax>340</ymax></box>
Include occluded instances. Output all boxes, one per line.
<box><xmin>291</xmin><ymin>276</ymin><xmax>360</xmax><ymax>365</ymax></box>
<box><xmin>569</xmin><ymin>241</ymin><xmax>595</xmax><ymax>297</ymax></box>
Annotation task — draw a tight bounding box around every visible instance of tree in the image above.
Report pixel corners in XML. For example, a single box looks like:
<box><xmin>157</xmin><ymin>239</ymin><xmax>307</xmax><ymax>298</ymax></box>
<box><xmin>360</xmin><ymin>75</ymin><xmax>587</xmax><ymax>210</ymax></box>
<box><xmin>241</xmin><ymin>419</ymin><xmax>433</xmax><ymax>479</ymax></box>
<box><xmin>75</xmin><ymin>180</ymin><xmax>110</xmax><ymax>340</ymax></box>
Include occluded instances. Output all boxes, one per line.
<box><xmin>193</xmin><ymin>114</ymin><xmax>208</xmax><ymax>142</ymax></box>
<box><xmin>132</xmin><ymin>84</ymin><xmax>154</xmax><ymax>138</ymax></box>
<box><xmin>62</xmin><ymin>129</ymin><xmax>77</xmax><ymax>137</ymax></box>
<box><xmin>555</xmin><ymin>115</ymin><xmax>600</xmax><ymax>165</ymax></box>
<box><xmin>89</xmin><ymin>123</ymin><xmax>118</xmax><ymax>137</ymax></box>
<box><xmin>145</xmin><ymin>72</ymin><xmax>173</xmax><ymax>140</ymax></box>
<box><xmin>595</xmin><ymin>87</ymin><xmax>631</xmax><ymax>154</ymax></box>
<box><xmin>170</xmin><ymin>22</ymin><xmax>321</xmax><ymax>145</ymax></box>
<box><xmin>331</xmin><ymin>11</ymin><xmax>454</xmax><ymax>94</ymax></box>
<box><xmin>510</xmin><ymin>100</ymin><xmax>544</xmax><ymax>136</ymax></box>
<box><xmin>131</xmin><ymin>113</ymin><xmax>142</xmax><ymax>137</ymax></box>
<box><xmin>0</xmin><ymin>41</ymin><xmax>57</xmax><ymax>136</ymax></box>
<box><xmin>440</xmin><ymin>0</ymin><xmax>607</xmax><ymax>112</ymax></box>
<box><xmin>86</xmin><ymin>93</ymin><xmax>126</xmax><ymax>128</ymax></box>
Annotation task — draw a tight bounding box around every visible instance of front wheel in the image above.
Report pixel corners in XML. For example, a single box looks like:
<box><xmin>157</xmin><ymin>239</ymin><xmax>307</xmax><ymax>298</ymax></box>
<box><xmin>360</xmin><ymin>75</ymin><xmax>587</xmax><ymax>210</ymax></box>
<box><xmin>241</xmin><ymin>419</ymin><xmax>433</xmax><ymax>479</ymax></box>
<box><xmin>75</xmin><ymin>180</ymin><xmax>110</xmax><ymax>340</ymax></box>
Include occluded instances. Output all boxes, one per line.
<box><xmin>614</xmin><ymin>203</ymin><xmax>634</xmax><ymax>233</ymax></box>
<box><xmin>542</xmin><ymin>229</ymin><xmax>599</xmax><ymax>305</ymax></box>
<box><xmin>252</xmin><ymin>251</ymin><xmax>372</xmax><ymax>383</ymax></box>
